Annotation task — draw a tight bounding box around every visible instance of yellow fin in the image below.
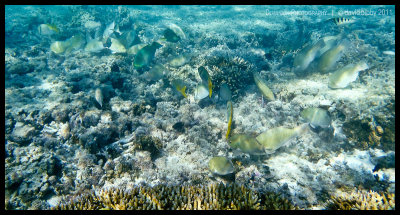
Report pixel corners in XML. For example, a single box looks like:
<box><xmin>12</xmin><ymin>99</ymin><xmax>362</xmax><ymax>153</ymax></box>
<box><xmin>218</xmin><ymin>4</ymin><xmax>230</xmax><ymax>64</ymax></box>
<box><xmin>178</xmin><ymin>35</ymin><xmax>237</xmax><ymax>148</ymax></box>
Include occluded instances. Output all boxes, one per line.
<box><xmin>226</xmin><ymin>101</ymin><xmax>233</xmax><ymax>139</ymax></box>
<box><xmin>178</xmin><ymin>86</ymin><xmax>187</xmax><ymax>98</ymax></box>
<box><xmin>208</xmin><ymin>78</ymin><xmax>212</xmax><ymax>98</ymax></box>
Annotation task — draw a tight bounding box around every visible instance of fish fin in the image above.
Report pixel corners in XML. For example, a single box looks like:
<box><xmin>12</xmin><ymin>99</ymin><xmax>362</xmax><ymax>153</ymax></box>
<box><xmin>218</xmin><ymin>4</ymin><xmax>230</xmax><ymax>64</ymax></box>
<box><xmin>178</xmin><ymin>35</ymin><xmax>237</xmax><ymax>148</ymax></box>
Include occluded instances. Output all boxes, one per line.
<box><xmin>226</xmin><ymin>101</ymin><xmax>233</xmax><ymax>139</ymax></box>
<box><xmin>208</xmin><ymin>79</ymin><xmax>212</xmax><ymax>98</ymax></box>
<box><xmin>179</xmin><ymin>86</ymin><xmax>187</xmax><ymax>98</ymax></box>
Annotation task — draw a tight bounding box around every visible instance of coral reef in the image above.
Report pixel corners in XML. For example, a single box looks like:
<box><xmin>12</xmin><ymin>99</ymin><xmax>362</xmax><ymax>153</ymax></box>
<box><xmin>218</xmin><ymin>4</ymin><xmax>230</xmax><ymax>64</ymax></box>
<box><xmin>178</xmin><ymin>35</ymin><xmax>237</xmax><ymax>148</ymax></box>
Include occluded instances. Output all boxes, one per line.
<box><xmin>52</xmin><ymin>183</ymin><xmax>296</xmax><ymax>210</ymax></box>
<box><xmin>326</xmin><ymin>189</ymin><xmax>395</xmax><ymax>210</ymax></box>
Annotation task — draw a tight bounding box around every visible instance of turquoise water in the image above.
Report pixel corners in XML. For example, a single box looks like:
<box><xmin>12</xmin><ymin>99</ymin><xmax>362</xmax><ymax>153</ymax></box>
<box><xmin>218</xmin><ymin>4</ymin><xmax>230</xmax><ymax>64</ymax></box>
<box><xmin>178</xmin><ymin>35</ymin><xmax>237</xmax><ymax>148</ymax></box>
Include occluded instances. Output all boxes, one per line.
<box><xmin>5</xmin><ymin>5</ymin><xmax>395</xmax><ymax>210</ymax></box>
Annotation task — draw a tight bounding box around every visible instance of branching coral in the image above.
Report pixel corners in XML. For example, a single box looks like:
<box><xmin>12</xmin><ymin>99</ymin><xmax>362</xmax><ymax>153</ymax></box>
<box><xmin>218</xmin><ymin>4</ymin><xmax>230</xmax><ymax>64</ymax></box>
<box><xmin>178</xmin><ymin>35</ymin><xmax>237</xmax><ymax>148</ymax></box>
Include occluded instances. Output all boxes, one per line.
<box><xmin>52</xmin><ymin>183</ymin><xmax>297</xmax><ymax>210</ymax></box>
<box><xmin>326</xmin><ymin>189</ymin><xmax>395</xmax><ymax>210</ymax></box>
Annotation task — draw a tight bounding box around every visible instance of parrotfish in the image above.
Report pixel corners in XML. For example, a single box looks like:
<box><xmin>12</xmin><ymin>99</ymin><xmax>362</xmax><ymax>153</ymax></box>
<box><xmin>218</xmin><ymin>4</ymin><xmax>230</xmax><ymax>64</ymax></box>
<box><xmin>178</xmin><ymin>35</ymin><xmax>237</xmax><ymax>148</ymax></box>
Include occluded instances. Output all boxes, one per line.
<box><xmin>142</xmin><ymin>64</ymin><xmax>166</xmax><ymax>82</ymax></box>
<box><xmin>127</xmin><ymin>43</ymin><xmax>146</xmax><ymax>55</ymax></box>
<box><xmin>102</xmin><ymin>21</ymin><xmax>120</xmax><ymax>43</ymax></box>
<box><xmin>109</xmin><ymin>38</ymin><xmax>127</xmax><ymax>54</ymax></box>
<box><xmin>171</xmin><ymin>79</ymin><xmax>187</xmax><ymax>98</ymax></box>
<box><xmin>328</xmin><ymin>61</ymin><xmax>369</xmax><ymax>89</ymax></box>
<box><xmin>318</xmin><ymin>40</ymin><xmax>350</xmax><ymax>73</ymax></box>
<box><xmin>226</xmin><ymin>101</ymin><xmax>233</xmax><ymax>139</ymax></box>
<box><xmin>169</xmin><ymin>55</ymin><xmax>187</xmax><ymax>67</ymax></box>
<box><xmin>301</xmin><ymin>107</ymin><xmax>331</xmax><ymax>129</ymax></box>
<box><xmin>208</xmin><ymin>156</ymin><xmax>234</xmax><ymax>175</ymax></box>
<box><xmin>50</xmin><ymin>41</ymin><xmax>67</xmax><ymax>54</ymax></box>
<box><xmin>163</xmin><ymin>28</ymin><xmax>181</xmax><ymax>43</ymax></box>
<box><xmin>134</xmin><ymin>42</ymin><xmax>162</xmax><ymax>69</ymax></box>
<box><xmin>256</xmin><ymin>124</ymin><xmax>308</xmax><ymax>153</ymax></box>
<box><xmin>229</xmin><ymin>134</ymin><xmax>265</xmax><ymax>155</ymax></box>
<box><xmin>253</xmin><ymin>73</ymin><xmax>274</xmax><ymax>101</ymax></box>
<box><xmin>64</xmin><ymin>34</ymin><xmax>85</xmax><ymax>53</ymax></box>
<box><xmin>198</xmin><ymin>66</ymin><xmax>213</xmax><ymax>98</ymax></box>
<box><xmin>293</xmin><ymin>39</ymin><xmax>325</xmax><ymax>74</ymax></box>
<box><xmin>84</xmin><ymin>39</ymin><xmax>104</xmax><ymax>53</ymax></box>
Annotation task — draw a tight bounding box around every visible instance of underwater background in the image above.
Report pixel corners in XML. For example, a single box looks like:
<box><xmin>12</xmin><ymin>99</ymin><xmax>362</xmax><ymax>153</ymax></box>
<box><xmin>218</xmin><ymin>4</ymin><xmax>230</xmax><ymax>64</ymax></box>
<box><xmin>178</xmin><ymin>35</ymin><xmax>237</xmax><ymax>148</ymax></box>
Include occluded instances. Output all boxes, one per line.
<box><xmin>4</xmin><ymin>5</ymin><xmax>395</xmax><ymax>210</ymax></box>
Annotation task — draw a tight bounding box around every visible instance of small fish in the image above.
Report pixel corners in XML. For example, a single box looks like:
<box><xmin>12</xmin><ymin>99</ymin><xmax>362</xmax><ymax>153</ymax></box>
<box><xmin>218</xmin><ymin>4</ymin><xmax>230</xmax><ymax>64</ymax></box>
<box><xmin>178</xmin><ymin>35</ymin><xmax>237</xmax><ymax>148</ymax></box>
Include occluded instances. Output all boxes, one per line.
<box><xmin>229</xmin><ymin>134</ymin><xmax>265</xmax><ymax>155</ymax></box>
<box><xmin>208</xmin><ymin>156</ymin><xmax>234</xmax><ymax>176</ymax></box>
<box><xmin>328</xmin><ymin>61</ymin><xmax>369</xmax><ymax>89</ymax></box>
<box><xmin>109</xmin><ymin>38</ymin><xmax>126</xmax><ymax>54</ymax></box>
<box><xmin>198</xmin><ymin>66</ymin><xmax>213</xmax><ymax>98</ymax></box>
<box><xmin>301</xmin><ymin>107</ymin><xmax>331</xmax><ymax>129</ymax></box>
<box><xmin>194</xmin><ymin>83</ymin><xmax>209</xmax><ymax>100</ymax></box>
<box><xmin>330</xmin><ymin>17</ymin><xmax>355</xmax><ymax>26</ymax></box>
<box><xmin>219</xmin><ymin>83</ymin><xmax>232</xmax><ymax>102</ymax></box>
<box><xmin>318</xmin><ymin>40</ymin><xmax>350</xmax><ymax>73</ymax></box>
<box><xmin>169</xmin><ymin>55</ymin><xmax>187</xmax><ymax>67</ymax></box>
<box><xmin>253</xmin><ymin>73</ymin><xmax>274</xmax><ymax>101</ymax></box>
<box><xmin>50</xmin><ymin>41</ymin><xmax>68</xmax><ymax>54</ymax></box>
<box><xmin>293</xmin><ymin>39</ymin><xmax>325</xmax><ymax>73</ymax></box>
<box><xmin>171</xmin><ymin>79</ymin><xmax>187</xmax><ymax>98</ymax></box>
<box><xmin>134</xmin><ymin>42</ymin><xmax>162</xmax><ymax>69</ymax></box>
<box><xmin>382</xmin><ymin>50</ymin><xmax>395</xmax><ymax>56</ymax></box>
<box><xmin>95</xmin><ymin>88</ymin><xmax>103</xmax><ymax>108</ymax></box>
<box><xmin>127</xmin><ymin>43</ymin><xmax>146</xmax><ymax>55</ymax></box>
<box><xmin>38</xmin><ymin>24</ymin><xmax>59</xmax><ymax>36</ymax></box>
<box><xmin>226</xmin><ymin>101</ymin><xmax>233</xmax><ymax>139</ymax></box>
<box><xmin>256</xmin><ymin>124</ymin><xmax>308</xmax><ymax>153</ymax></box>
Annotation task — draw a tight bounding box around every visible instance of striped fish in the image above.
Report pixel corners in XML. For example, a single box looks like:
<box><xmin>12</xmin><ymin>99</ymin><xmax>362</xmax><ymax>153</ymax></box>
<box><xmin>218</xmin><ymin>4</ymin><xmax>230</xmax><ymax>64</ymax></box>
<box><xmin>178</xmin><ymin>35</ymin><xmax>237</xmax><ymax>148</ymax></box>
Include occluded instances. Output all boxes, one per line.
<box><xmin>330</xmin><ymin>17</ymin><xmax>355</xmax><ymax>26</ymax></box>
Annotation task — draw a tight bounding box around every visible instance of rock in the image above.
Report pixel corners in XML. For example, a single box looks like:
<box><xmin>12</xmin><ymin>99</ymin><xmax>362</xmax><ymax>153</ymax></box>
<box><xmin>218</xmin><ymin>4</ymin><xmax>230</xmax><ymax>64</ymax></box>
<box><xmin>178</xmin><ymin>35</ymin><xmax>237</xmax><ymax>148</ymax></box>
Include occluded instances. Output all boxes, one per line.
<box><xmin>10</xmin><ymin>122</ymin><xmax>36</xmax><ymax>145</ymax></box>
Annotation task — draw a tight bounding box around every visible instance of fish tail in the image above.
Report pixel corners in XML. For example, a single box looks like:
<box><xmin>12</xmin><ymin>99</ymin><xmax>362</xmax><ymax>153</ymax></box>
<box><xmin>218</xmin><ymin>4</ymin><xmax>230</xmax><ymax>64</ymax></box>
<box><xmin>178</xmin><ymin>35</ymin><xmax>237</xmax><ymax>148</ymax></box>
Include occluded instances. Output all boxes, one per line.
<box><xmin>179</xmin><ymin>86</ymin><xmax>187</xmax><ymax>98</ymax></box>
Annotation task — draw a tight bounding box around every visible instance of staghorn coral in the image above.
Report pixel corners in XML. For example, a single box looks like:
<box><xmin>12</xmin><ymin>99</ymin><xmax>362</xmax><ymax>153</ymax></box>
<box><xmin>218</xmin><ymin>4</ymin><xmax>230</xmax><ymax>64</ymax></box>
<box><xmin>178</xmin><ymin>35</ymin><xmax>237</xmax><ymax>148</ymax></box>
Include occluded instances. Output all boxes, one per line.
<box><xmin>326</xmin><ymin>189</ymin><xmax>395</xmax><ymax>210</ymax></box>
<box><xmin>52</xmin><ymin>183</ymin><xmax>297</xmax><ymax>210</ymax></box>
<box><xmin>204</xmin><ymin>55</ymin><xmax>255</xmax><ymax>100</ymax></box>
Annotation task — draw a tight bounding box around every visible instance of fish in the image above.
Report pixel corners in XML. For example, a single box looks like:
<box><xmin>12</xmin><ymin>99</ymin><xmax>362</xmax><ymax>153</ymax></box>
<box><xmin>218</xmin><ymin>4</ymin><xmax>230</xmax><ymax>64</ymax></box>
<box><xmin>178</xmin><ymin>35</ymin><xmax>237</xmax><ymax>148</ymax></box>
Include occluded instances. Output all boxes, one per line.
<box><xmin>84</xmin><ymin>39</ymin><xmax>104</xmax><ymax>53</ymax></box>
<box><xmin>300</xmin><ymin>107</ymin><xmax>332</xmax><ymax>129</ymax></box>
<box><xmin>109</xmin><ymin>38</ymin><xmax>127</xmax><ymax>54</ymax></box>
<box><xmin>208</xmin><ymin>156</ymin><xmax>234</xmax><ymax>175</ymax></box>
<box><xmin>38</xmin><ymin>24</ymin><xmax>59</xmax><ymax>36</ymax></box>
<box><xmin>127</xmin><ymin>43</ymin><xmax>146</xmax><ymax>55</ymax></box>
<box><xmin>95</xmin><ymin>88</ymin><xmax>103</xmax><ymax>108</ymax></box>
<box><xmin>382</xmin><ymin>50</ymin><xmax>395</xmax><ymax>56</ymax></box>
<box><xmin>293</xmin><ymin>39</ymin><xmax>325</xmax><ymax>74</ymax></box>
<box><xmin>229</xmin><ymin>134</ymin><xmax>265</xmax><ymax>155</ymax></box>
<box><xmin>166</xmin><ymin>23</ymin><xmax>186</xmax><ymax>40</ymax></box>
<box><xmin>253</xmin><ymin>73</ymin><xmax>274</xmax><ymax>101</ymax></box>
<box><xmin>171</xmin><ymin>79</ymin><xmax>187</xmax><ymax>98</ymax></box>
<box><xmin>328</xmin><ymin>61</ymin><xmax>369</xmax><ymax>89</ymax></box>
<box><xmin>226</xmin><ymin>101</ymin><xmax>233</xmax><ymax>139</ymax></box>
<box><xmin>50</xmin><ymin>41</ymin><xmax>67</xmax><ymax>54</ymax></box>
<box><xmin>64</xmin><ymin>34</ymin><xmax>85</xmax><ymax>53</ymax></box>
<box><xmin>219</xmin><ymin>83</ymin><xmax>232</xmax><ymax>102</ymax></box>
<box><xmin>319</xmin><ymin>34</ymin><xmax>342</xmax><ymax>56</ymax></box>
<box><xmin>194</xmin><ymin>83</ymin><xmax>209</xmax><ymax>100</ymax></box>
<box><xmin>256</xmin><ymin>124</ymin><xmax>308</xmax><ymax>153</ymax></box>
<box><xmin>169</xmin><ymin>55</ymin><xmax>187</xmax><ymax>67</ymax></box>
<box><xmin>318</xmin><ymin>40</ymin><xmax>350</xmax><ymax>73</ymax></box>
<box><xmin>198</xmin><ymin>66</ymin><xmax>213</xmax><ymax>98</ymax></box>
<box><xmin>142</xmin><ymin>64</ymin><xmax>166</xmax><ymax>81</ymax></box>
<box><xmin>118</xmin><ymin>30</ymin><xmax>137</xmax><ymax>48</ymax></box>
<box><xmin>134</xmin><ymin>42</ymin><xmax>162</xmax><ymax>69</ymax></box>
<box><xmin>330</xmin><ymin>17</ymin><xmax>355</xmax><ymax>26</ymax></box>
<box><xmin>102</xmin><ymin>21</ymin><xmax>119</xmax><ymax>43</ymax></box>
<box><xmin>163</xmin><ymin>28</ymin><xmax>181</xmax><ymax>43</ymax></box>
